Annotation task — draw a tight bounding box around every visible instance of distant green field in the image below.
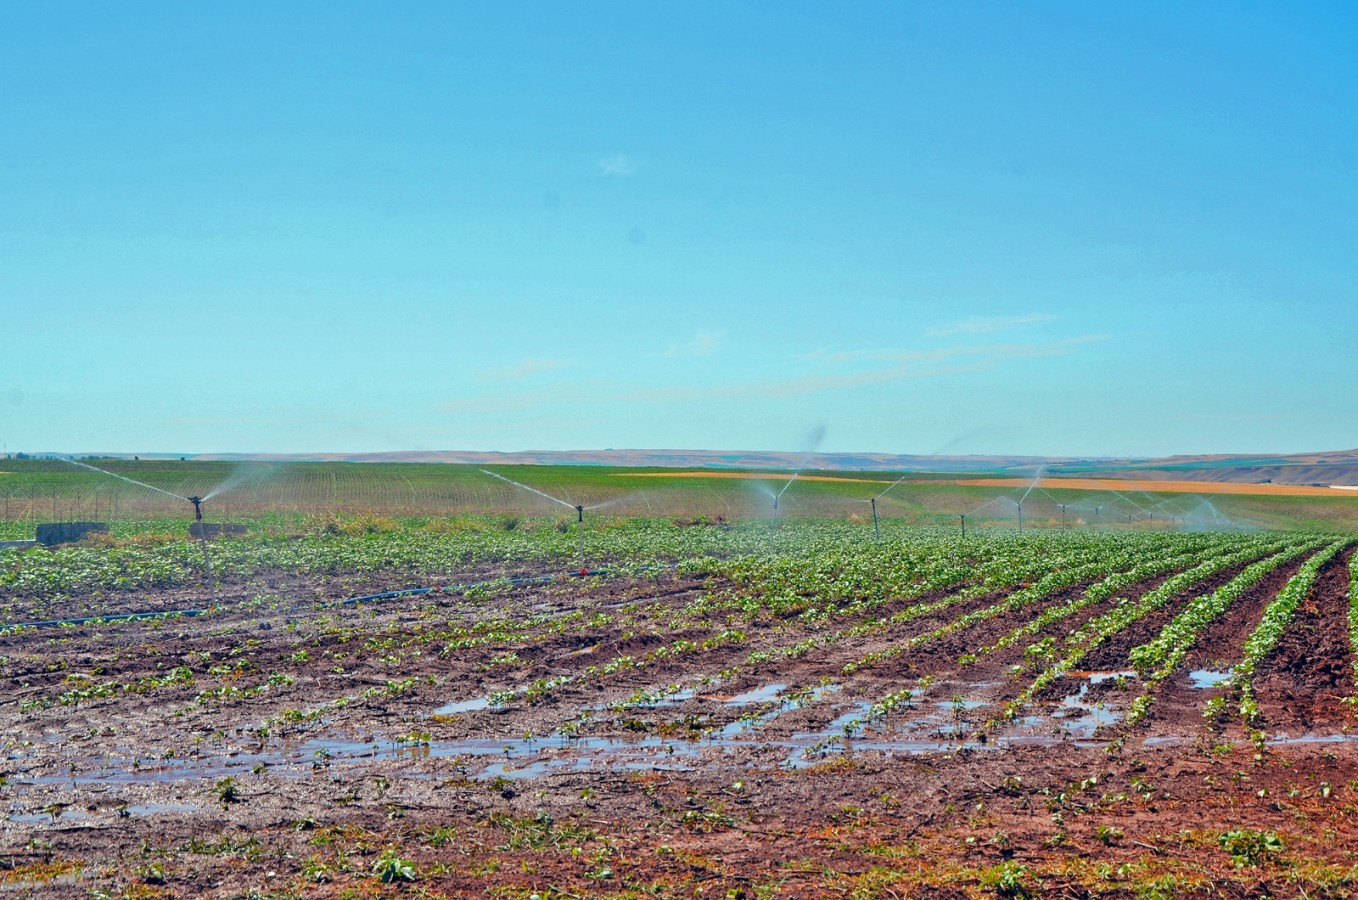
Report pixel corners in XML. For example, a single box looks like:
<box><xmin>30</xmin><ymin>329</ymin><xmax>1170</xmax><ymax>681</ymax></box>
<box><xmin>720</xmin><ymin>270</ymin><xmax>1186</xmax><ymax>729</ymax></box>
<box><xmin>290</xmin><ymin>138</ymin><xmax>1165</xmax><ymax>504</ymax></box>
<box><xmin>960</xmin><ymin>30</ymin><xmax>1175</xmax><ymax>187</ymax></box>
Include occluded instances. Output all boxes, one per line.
<box><xmin>0</xmin><ymin>457</ymin><xmax>1355</xmax><ymax>534</ymax></box>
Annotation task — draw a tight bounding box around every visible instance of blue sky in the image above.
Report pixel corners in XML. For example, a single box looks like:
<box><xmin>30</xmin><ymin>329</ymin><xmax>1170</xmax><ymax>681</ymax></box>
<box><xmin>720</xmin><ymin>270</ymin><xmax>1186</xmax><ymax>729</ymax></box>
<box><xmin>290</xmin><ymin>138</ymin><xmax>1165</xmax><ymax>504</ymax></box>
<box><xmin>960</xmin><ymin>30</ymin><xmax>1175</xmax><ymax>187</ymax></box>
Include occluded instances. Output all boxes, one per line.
<box><xmin>3</xmin><ymin>1</ymin><xmax>1355</xmax><ymax>457</ymax></box>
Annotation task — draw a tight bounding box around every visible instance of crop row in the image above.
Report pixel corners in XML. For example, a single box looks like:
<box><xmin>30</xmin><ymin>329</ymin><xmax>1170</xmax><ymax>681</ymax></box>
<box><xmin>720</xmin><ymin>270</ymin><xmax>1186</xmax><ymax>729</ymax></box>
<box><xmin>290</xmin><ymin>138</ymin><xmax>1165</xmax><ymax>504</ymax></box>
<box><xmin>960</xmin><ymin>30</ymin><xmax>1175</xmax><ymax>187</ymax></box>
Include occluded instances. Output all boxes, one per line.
<box><xmin>1350</xmin><ymin>550</ymin><xmax>1358</xmax><ymax>687</ymax></box>
<box><xmin>1122</xmin><ymin>541</ymin><xmax>1344</xmax><ymax>724</ymax></box>
<box><xmin>841</xmin><ymin>553</ymin><xmax>1158</xmax><ymax>676</ymax></box>
<box><xmin>962</xmin><ymin>546</ymin><xmax>1210</xmax><ymax>663</ymax></box>
<box><xmin>1232</xmin><ymin>538</ymin><xmax>1354</xmax><ymax>724</ymax></box>
<box><xmin>1002</xmin><ymin>536</ymin><xmax>1306</xmax><ymax>721</ymax></box>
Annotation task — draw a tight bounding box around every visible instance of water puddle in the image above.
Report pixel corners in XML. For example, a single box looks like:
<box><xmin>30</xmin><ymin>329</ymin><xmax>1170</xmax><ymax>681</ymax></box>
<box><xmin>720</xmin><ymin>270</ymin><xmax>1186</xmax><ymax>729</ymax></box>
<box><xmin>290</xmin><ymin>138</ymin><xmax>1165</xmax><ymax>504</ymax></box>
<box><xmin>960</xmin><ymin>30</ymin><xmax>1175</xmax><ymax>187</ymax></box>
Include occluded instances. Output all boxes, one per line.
<box><xmin>123</xmin><ymin>801</ymin><xmax>204</xmax><ymax>816</ymax></box>
<box><xmin>1187</xmin><ymin>669</ymin><xmax>1233</xmax><ymax>689</ymax></box>
<box><xmin>433</xmin><ymin>697</ymin><xmax>491</xmax><ymax>716</ymax></box>
<box><xmin>721</xmin><ymin>683</ymin><xmax>787</xmax><ymax>705</ymax></box>
<box><xmin>1022</xmin><ymin>670</ymin><xmax>1136</xmax><ymax>738</ymax></box>
<box><xmin>7</xmin><ymin>806</ymin><xmax>90</xmax><ymax>825</ymax></box>
<box><xmin>41</xmin><ymin>666</ymin><xmax>1355</xmax><ymax>790</ymax></box>
<box><xmin>1070</xmin><ymin>670</ymin><xmax>1136</xmax><ymax>684</ymax></box>
<box><xmin>1265</xmin><ymin>732</ymin><xmax>1358</xmax><ymax>746</ymax></box>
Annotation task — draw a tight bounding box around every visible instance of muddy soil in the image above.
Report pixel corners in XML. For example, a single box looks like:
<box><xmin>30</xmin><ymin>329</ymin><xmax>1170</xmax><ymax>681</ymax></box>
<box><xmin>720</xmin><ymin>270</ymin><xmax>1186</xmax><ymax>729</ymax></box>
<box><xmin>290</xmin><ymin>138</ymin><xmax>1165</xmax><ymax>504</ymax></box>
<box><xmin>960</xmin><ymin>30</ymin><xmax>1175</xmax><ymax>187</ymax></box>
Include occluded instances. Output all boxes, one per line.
<box><xmin>3</xmin><ymin>562</ymin><xmax>1357</xmax><ymax>898</ymax></box>
<box><xmin>1251</xmin><ymin>549</ymin><xmax>1358</xmax><ymax>731</ymax></box>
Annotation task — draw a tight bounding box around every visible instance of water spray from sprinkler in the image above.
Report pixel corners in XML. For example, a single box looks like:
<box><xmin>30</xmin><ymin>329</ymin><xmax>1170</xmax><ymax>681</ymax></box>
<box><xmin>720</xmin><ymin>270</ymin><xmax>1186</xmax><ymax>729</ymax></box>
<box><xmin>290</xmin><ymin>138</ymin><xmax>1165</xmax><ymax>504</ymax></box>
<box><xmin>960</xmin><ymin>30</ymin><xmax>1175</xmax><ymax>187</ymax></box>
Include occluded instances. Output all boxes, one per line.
<box><xmin>58</xmin><ymin>456</ymin><xmax>187</xmax><ymax>502</ymax></box>
<box><xmin>59</xmin><ymin>457</ymin><xmax>216</xmax><ymax>591</ymax></box>
<box><xmin>480</xmin><ymin>469</ymin><xmax>605</xmax><ymax>571</ymax></box>
<box><xmin>1014</xmin><ymin>467</ymin><xmax>1044</xmax><ymax>533</ymax></box>
<box><xmin>767</xmin><ymin>425</ymin><xmax>826</xmax><ymax>552</ymax></box>
<box><xmin>575</xmin><ymin>504</ymin><xmax>585</xmax><ymax>569</ymax></box>
<box><xmin>864</xmin><ymin>473</ymin><xmax>909</xmax><ymax>542</ymax></box>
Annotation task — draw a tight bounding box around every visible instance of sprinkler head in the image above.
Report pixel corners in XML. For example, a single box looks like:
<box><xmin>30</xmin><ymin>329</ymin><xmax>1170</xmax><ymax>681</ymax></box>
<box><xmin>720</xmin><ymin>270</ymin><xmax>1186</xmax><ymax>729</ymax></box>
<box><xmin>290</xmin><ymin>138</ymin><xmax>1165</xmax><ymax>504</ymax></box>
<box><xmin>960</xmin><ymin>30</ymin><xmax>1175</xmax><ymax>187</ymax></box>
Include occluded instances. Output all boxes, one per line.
<box><xmin>575</xmin><ymin>504</ymin><xmax>584</xmax><ymax>523</ymax></box>
<box><xmin>188</xmin><ymin>496</ymin><xmax>204</xmax><ymax>521</ymax></box>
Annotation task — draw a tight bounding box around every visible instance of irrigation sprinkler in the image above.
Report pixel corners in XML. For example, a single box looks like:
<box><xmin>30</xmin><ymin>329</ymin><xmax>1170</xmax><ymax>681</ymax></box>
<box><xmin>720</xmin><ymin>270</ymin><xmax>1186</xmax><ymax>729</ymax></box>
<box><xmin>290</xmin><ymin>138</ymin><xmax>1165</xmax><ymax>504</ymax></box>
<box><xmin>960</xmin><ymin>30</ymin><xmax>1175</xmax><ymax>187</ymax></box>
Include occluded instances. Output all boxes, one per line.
<box><xmin>480</xmin><ymin>469</ymin><xmax>602</xmax><ymax>571</ymax></box>
<box><xmin>1017</xmin><ymin>502</ymin><xmax>1023</xmax><ymax>532</ymax></box>
<box><xmin>59</xmin><ymin>456</ymin><xmax>217</xmax><ymax>589</ymax></box>
<box><xmin>1093</xmin><ymin>506</ymin><xmax>1101</xmax><ymax>526</ymax></box>
<box><xmin>575</xmin><ymin>504</ymin><xmax>585</xmax><ymax>570</ymax></box>
<box><xmin>1059</xmin><ymin>503</ymin><xmax>1068</xmax><ymax>528</ymax></box>
<box><xmin>186</xmin><ymin>496</ymin><xmax>216</xmax><ymax>588</ymax></box>
<box><xmin>958</xmin><ymin>513</ymin><xmax>966</xmax><ymax>539</ymax></box>
<box><xmin>862</xmin><ymin>473</ymin><xmax>910</xmax><ymax>542</ymax></box>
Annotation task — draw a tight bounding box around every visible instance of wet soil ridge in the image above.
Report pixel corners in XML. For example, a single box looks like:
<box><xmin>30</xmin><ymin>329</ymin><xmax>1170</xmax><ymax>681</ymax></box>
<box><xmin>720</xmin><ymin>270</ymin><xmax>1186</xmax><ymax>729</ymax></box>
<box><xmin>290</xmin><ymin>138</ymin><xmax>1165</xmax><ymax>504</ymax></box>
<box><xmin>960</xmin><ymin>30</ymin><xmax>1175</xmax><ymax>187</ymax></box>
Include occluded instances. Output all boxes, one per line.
<box><xmin>1000</xmin><ymin>536</ymin><xmax>1304</xmax><ymax>722</ymax></box>
<box><xmin>5</xmin><ymin>523</ymin><xmax>1358</xmax><ymax>896</ymax></box>
<box><xmin>1243</xmin><ymin>537</ymin><xmax>1358</xmax><ymax>727</ymax></box>
<box><xmin>1121</xmin><ymin>541</ymin><xmax>1335</xmax><ymax>725</ymax></box>
<box><xmin>1351</xmin><ymin>548</ymin><xmax>1358</xmax><ymax>689</ymax></box>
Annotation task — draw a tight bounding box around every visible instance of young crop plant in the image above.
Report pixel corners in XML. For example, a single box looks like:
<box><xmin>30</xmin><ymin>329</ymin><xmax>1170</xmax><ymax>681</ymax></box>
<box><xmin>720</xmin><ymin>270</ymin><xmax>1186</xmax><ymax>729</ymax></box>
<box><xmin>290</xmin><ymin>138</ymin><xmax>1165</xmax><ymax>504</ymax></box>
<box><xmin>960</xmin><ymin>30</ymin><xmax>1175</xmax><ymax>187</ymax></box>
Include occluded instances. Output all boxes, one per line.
<box><xmin>733</xmin><ymin>536</ymin><xmax>1157</xmax><ymax>682</ymax></box>
<box><xmin>1003</xmin><ymin>537</ymin><xmax>1309</xmax><ymax>723</ymax></box>
<box><xmin>966</xmin><ymin>543</ymin><xmax>1218</xmax><ymax>662</ymax></box>
<box><xmin>1123</xmin><ymin>543</ymin><xmax>1338</xmax><ymax>724</ymax></box>
<box><xmin>841</xmin><ymin>551</ymin><xmax>1172</xmax><ymax>676</ymax></box>
<box><xmin>1232</xmin><ymin>538</ymin><xmax>1354</xmax><ymax>725</ymax></box>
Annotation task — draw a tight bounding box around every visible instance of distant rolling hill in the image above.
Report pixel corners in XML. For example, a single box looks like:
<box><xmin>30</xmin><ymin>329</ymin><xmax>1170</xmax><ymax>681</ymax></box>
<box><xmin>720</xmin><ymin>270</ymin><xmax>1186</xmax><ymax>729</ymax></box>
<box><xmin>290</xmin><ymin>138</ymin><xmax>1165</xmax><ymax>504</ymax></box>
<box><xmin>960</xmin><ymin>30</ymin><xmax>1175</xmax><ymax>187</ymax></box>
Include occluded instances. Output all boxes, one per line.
<box><xmin>166</xmin><ymin>447</ymin><xmax>1358</xmax><ymax>487</ymax></box>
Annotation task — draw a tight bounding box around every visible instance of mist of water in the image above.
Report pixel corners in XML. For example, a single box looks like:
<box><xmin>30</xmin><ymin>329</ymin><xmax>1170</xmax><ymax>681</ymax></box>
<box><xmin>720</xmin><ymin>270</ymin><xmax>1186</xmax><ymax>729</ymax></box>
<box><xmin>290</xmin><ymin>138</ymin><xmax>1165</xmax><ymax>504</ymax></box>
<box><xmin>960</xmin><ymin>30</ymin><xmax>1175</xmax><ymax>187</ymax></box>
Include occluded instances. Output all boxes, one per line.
<box><xmin>1017</xmin><ymin>467</ymin><xmax>1045</xmax><ymax>507</ymax></box>
<box><xmin>59</xmin><ymin>457</ymin><xmax>188</xmax><ymax>501</ymax></box>
<box><xmin>479</xmin><ymin>469</ymin><xmax>577</xmax><ymax>510</ymax></box>
<box><xmin>202</xmin><ymin>462</ymin><xmax>275</xmax><ymax>502</ymax></box>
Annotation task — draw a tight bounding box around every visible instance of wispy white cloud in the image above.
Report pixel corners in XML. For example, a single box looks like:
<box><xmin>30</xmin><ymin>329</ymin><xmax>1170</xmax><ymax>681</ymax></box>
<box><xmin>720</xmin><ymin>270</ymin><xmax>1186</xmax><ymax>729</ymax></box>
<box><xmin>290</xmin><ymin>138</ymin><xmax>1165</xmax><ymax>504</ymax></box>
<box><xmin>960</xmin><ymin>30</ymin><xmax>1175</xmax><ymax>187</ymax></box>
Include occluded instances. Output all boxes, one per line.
<box><xmin>475</xmin><ymin>358</ymin><xmax>571</xmax><ymax>384</ymax></box>
<box><xmin>926</xmin><ymin>313</ymin><xmax>1057</xmax><ymax>337</ymax></box>
<box><xmin>620</xmin><ymin>335</ymin><xmax>1108</xmax><ymax>403</ymax></box>
<box><xmin>444</xmin><ymin>335</ymin><xmax>1107</xmax><ymax>413</ymax></box>
<box><xmin>661</xmin><ymin>331</ymin><xmax>722</xmax><ymax>358</ymax></box>
<box><xmin>598</xmin><ymin>154</ymin><xmax>637</xmax><ymax>176</ymax></box>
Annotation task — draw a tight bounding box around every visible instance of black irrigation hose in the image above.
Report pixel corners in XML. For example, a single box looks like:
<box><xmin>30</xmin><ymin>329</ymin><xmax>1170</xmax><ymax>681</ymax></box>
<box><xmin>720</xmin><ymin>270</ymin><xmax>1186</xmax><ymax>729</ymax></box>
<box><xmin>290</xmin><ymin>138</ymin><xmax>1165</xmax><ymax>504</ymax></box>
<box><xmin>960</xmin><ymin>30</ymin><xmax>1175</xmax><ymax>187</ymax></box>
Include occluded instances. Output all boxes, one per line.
<box><xmin>0</xmin><ymin>567</ymin><xmax>615</xmax><ymax>632</ymax></box>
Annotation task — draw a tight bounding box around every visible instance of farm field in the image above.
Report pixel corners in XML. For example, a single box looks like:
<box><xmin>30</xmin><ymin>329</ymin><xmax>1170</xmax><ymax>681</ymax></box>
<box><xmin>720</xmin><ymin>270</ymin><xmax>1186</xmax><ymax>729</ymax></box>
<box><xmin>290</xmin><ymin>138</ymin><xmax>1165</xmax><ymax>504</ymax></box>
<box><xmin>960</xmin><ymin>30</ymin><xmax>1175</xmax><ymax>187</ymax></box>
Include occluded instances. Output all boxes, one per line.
<box><xmin>5</xmin><ymin>457</ymin><xmax>1358</xmax><ymax>533</ymax></box>
<box><xmin>2</xmin><ymin>514</ymin><xmax>1358</xmax><ymax>897</ymax></box>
